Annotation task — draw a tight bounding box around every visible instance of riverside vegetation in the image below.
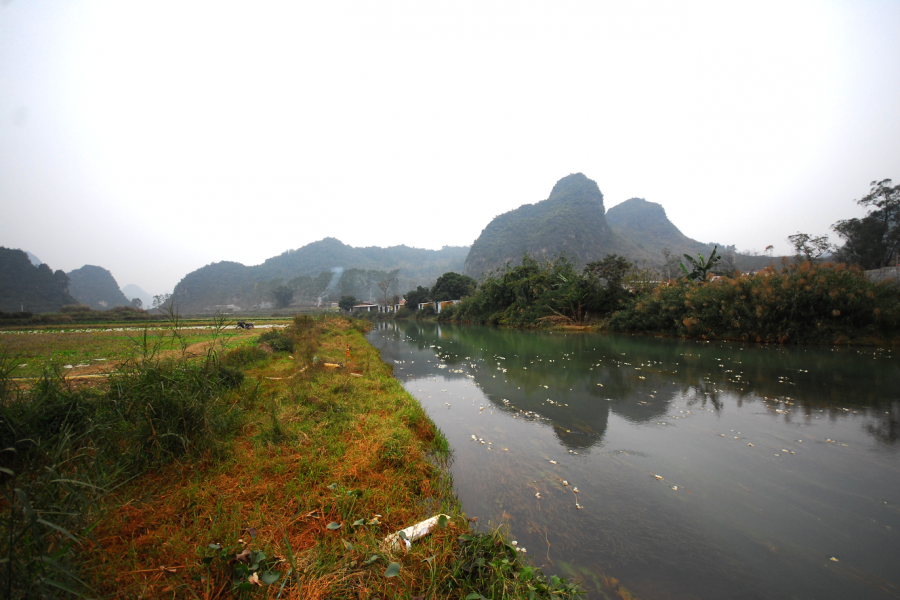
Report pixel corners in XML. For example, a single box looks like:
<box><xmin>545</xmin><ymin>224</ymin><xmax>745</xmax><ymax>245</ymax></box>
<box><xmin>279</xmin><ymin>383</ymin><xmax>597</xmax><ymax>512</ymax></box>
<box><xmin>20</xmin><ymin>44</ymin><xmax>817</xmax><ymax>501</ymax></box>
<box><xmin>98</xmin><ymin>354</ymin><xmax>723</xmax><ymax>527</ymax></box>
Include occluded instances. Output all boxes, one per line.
<box><xmin>0</xmin><ymin>314</ymin><xmax>579</xmax><ymax>599</ymax></box>
<box><xmin>382</xmin><ymin>254</ymin><xmax>899</xmax><ymax>345</ymax></box>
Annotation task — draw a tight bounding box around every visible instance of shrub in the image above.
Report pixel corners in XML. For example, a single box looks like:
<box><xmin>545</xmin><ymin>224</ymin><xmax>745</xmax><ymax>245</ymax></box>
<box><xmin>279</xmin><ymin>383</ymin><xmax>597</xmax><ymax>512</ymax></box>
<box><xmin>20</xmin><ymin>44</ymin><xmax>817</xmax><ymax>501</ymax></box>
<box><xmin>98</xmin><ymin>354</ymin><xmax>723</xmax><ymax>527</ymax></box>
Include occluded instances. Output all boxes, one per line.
<box><xmin>59</xmin><ymin>304</ymin><xmax>92</xmax><ymax>313</ymax></box>
<box><xmin>217</xmin><ymin>364</ymin><xmax>245</xmax><ymax>388</ymax></box>
<box><xmin>257</xmin><ymin>329</ymin><xmax>294</xmax><ymax>352</ymax></box>
<box><xmin>437</xmin><ymin>303</ymin><xmax>457</xmax><ymax>321</ymax></box>
<box><xmin>221</xmin><ymin>345</ymin><xmax>268</xmax><ymax>367</ymax></box>
<box><xmin>608</xmin><ymin>262</ymin><xmax>900</xmax><ymax>343</ymax></box>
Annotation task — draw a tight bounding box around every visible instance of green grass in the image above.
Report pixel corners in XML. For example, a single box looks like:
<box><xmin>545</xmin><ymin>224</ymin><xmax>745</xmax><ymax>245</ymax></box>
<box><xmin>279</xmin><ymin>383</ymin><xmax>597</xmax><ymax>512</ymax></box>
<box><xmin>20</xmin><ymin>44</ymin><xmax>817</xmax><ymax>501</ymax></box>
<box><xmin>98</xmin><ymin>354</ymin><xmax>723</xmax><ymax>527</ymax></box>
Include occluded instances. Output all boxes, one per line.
<box><xmin>0</xmin><ymin>315</ymin><xmax>244</xmax><ymax>599</ymax></box>
<box><xmin>0</xmin><ymin>320</ymin><xmax>284</xmax><ymax>379</ymax></box>
<box><xmin>68</xmin><ymin>314</ymin><xmax>580</xmax><ymax>599</ymax></box>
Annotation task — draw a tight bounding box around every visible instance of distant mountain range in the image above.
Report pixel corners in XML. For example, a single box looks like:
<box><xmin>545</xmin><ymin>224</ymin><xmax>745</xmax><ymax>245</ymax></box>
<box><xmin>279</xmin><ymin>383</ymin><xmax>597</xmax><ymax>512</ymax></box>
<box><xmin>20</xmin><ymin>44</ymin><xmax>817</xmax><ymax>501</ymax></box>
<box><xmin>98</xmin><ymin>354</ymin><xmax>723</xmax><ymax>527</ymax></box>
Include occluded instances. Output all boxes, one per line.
<box><xmin>464</xmin><ymin>173</ymin><xmax>772</xmax><ymax>278</ymax></box>
<box><xmin>0</xmin><ymin>248</ymin><xmax>147</xmax><ymax>314</ymax></box>
<box><xmin>67</xmin><ymin>265</ymin><xmax>131</xmax><ymax>310</ymax></box>
<box><xmin>122</xmin><ymin>284</ymin><xmax>153</xmax><ymax>308</ymax></box>
<box><xmin>4</xmin><ymin>173</ymin><xmax>779</xmax><ymax>314</ymax></box>
<box><xmin>171</xmin><ymin>238</ymin><xmax>469</xmax><ymax>312</ymax></box>
<box><xmin>25</xmin><ymin>251</ymin><xmax>42</xmax><ymax>266</ymax></box>
<box><xmin>0</xmin><ymin>247</ymin><xmax>78</xmax><ymax>313</ymax></box>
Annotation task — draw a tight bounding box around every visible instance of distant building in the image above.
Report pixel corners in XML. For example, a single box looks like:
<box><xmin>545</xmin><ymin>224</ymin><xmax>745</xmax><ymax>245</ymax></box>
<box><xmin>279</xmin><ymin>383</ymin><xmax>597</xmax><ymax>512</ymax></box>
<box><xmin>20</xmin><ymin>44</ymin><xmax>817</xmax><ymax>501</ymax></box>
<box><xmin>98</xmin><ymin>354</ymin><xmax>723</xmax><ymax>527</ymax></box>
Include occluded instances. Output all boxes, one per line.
<box><xmin>213</xmin><ymin>304</ymin><xmax>242</xmax><ymax>312</ymax></box>
<box><xmin>352</xmin><ymin>303</ymin><xmax>380</xmax><ymax>312</ymax></box>
<box><xmin>418</xmin><ymin>300</ymin><xmax>461</xmax><ymax>313</ymax></box>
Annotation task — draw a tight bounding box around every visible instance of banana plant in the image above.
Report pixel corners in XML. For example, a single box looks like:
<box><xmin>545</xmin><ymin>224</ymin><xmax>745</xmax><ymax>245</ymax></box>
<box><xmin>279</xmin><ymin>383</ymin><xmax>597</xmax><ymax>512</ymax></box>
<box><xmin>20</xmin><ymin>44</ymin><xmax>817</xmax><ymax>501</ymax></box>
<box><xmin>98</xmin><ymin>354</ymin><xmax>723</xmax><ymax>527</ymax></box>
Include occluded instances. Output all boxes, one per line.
<box><xmin>679</xmin><ymin>246</ymin><xmax>721</xmax><ymax>282</ymax></box>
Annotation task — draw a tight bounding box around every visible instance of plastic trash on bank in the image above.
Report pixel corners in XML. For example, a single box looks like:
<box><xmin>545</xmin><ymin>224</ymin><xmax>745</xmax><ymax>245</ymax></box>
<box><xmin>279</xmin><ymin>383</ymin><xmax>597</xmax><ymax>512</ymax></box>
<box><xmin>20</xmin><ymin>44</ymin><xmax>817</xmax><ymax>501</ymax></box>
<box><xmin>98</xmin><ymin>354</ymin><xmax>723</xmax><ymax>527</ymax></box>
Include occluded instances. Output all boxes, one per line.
<box><xmin>383</xmin><ymin>514</ymin><xmax>450</xmax><ymax>551</ymax></box>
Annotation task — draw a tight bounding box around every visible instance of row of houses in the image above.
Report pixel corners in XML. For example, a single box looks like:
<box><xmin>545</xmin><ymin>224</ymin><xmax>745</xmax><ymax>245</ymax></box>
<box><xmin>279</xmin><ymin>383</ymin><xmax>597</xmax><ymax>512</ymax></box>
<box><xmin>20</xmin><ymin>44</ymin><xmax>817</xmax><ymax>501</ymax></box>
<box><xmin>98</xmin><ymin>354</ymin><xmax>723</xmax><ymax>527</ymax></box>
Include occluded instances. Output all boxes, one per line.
<box><xmin>351</xmin><ymin>299</ymin><xmax>463</xmax><ymax>313</ymax></box>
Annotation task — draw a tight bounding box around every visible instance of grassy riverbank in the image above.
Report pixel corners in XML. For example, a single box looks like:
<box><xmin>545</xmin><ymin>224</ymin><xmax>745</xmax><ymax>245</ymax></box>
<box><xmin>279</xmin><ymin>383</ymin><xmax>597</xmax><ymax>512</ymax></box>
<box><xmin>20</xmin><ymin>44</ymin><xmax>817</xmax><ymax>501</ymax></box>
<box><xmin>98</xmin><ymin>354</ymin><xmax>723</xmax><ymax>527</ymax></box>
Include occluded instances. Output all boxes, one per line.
<box><xmin>1</xmin><ymin>315</ymin><xmax>579</xmax><ymax>599</ymax></box>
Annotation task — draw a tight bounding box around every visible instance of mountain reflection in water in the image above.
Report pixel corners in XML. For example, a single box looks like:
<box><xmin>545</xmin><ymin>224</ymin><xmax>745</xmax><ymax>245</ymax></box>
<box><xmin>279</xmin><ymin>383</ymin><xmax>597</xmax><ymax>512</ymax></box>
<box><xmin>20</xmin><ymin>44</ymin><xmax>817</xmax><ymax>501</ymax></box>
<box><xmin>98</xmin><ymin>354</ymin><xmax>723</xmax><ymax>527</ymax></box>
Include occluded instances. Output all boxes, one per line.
<box><xmin>368</xmin><ymin>321</ymin><xmax>900</xmax><ymax>600</ymax></box>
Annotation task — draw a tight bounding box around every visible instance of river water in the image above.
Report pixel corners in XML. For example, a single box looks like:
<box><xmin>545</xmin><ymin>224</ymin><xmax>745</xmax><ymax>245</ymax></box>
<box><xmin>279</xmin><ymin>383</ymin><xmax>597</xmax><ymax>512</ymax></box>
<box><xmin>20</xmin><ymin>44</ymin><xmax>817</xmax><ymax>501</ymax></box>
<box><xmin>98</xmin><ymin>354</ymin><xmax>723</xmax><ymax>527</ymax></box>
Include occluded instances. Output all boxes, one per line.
<box><xmin>367</xmin><ymin>321</ymin><xmax>900</xmax><ymax>600</ymax></box>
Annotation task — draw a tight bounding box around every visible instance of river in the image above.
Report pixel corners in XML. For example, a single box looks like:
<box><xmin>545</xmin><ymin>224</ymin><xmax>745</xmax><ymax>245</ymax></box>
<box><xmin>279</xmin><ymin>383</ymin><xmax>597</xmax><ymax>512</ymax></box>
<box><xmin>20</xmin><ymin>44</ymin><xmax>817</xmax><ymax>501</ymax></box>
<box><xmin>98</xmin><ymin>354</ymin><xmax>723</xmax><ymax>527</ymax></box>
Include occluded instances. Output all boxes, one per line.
<box><xmin>367</xmin><ymin>321</ymin><xmax>900</xmax><ymax>600</ymax></box>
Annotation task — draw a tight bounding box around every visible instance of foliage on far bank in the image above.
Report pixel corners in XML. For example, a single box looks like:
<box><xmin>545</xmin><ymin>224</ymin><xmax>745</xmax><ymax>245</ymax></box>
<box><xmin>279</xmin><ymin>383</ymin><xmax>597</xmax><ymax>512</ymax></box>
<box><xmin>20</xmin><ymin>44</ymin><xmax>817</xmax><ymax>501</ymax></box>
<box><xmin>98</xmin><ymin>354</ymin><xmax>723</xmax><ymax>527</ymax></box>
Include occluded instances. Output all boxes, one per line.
<box><xmin>433</xmin><ymin>250</ymin><xmax>899</xmax><ymax>344</ymax></box>
<box><xmin>445</xmin><ymin>254</ymin><xmax>633</xmax><ymax>327</ymax></box>
<box><xmin>609</xmin><ymin>261</ymin><xmax>900</xmax><ymax>343</ymax></box>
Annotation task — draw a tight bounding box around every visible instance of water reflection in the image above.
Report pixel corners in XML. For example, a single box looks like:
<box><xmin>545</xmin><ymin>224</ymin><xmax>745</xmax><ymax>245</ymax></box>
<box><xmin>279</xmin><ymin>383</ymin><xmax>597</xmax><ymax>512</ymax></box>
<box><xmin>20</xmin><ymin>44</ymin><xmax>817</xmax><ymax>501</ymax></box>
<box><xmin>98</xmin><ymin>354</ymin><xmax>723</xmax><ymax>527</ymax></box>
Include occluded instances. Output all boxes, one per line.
<box><xmin>374</xmin><ymin>321</ymin><xmax>898</xmax><ymax>449</ymax></box>
<box><xmin>370</xmin><ymin>322</ymin><xmax>900</xmax><ymax>598</ymax></box>
<box><xmin>370</xmin><ymin>321</ymin><xmax>900</xmax><ymax>599</ymax></box>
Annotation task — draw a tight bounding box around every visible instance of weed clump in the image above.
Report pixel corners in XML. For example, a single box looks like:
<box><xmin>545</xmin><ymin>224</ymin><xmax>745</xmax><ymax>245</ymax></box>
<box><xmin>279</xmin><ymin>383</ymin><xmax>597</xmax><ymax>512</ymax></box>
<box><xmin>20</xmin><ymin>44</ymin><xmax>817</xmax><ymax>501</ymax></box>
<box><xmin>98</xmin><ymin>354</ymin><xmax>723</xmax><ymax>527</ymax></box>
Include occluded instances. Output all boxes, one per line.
<box><xmin>450</xmin><ymin>527</ymin><xmax>581</xmax><ymax>599</ymax></box>
<box><xmin>257</xmin><ymin>329</ymin><xmax>294</xmax><ymax>352</ymax></box>
<box><xmin>221</xmin><ymin>344</ymin><xmax>268</xmax><ymax>367</ymax></box>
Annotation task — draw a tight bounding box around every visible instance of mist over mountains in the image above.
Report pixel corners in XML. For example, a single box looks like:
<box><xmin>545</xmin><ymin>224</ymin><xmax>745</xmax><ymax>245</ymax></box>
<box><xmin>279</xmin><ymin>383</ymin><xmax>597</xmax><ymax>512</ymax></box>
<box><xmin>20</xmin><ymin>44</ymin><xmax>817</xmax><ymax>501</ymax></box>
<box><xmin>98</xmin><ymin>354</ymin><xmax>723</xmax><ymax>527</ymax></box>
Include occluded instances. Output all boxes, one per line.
<box><xmin>4</xmin><ymin>173</ymin><xmax>778</xmax><ymax>313</ymax></box>
<box><xmin>171</xmin><ymin>239</ymin><xmax>469</xmax><ymax>312</ymax></box>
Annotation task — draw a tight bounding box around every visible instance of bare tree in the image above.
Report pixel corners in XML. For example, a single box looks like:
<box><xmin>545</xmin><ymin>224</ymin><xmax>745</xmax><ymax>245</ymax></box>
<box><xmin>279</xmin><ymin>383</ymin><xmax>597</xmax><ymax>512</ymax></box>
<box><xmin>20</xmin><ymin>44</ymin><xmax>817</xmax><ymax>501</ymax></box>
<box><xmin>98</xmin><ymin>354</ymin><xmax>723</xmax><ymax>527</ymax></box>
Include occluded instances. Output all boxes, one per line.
<box><xmin>376</xmin><ymin>269</ymin><xmax>399</xmax><ymax>307</ymax></box>
<box><xmin>787</xmin><ymin>232</ymin><xmax>833</xmax><ymax>263</ymax></box>
<box><xmin>660</xmin><ymin>248</ymin><xmax>681</xmax><ymax>280</ymax></box>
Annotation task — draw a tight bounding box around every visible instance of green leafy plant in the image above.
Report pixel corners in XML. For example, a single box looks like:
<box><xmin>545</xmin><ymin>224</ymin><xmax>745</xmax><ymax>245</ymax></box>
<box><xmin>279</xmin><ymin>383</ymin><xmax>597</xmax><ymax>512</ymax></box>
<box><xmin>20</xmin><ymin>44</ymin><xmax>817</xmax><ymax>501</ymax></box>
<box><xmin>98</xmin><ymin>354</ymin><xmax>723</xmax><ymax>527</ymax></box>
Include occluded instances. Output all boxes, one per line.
<box><xmin>202</xmin><ymin>540</ymin><xmax>281</xmax><ymax>594</ymax></box>
<box><xmin>679</xmin><ymin>245</ymin><xmax>721</xmax><ymax>281</ymax></box>
<box><xmin>448</xmin><ymin>528</ymin><xmax>580</xmax><ymax>599</ymax></box>
<box><xmin>257</xmin><ymin>329</ymin><xmax>294</xmax><ymax>353</ymax></box>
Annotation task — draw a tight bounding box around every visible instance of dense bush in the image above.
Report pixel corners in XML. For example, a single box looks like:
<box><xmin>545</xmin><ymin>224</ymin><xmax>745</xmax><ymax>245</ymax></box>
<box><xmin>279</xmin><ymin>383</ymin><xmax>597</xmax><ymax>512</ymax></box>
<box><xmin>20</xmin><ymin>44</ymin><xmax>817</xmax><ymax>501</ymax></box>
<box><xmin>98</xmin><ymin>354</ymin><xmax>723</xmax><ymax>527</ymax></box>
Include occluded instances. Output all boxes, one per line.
<box><xmin>0</xmin><ymin>311</ymin><xmax>32</xmax><ymax>319</ymax></box>
<box><xmin>257</xmin><ymin>329</ymin><xmax>295</xmax><ymax>352</ymax></box>
<box><xmin>437</xmin><ymin>303</ymin><xmax>457</xmax><ymax>321</ymax></box>
<box><xmin>451</xmin><ymin>255</ymin><xmax>626</xmax><ymax>326</ymax></box>
<box><xmin>608</xmin><ymin>261</ymin><xmax>900</xmax><ymax>343</ymax></box>
<box><xmin>59</xmin><ymin>304</ymin><xmax>93</xmax><ymax>313</ymax></box>
<box><xmin>221</xmin><ymin>344</ymin><xmax>268</xmax><ymax>367</ymax></box>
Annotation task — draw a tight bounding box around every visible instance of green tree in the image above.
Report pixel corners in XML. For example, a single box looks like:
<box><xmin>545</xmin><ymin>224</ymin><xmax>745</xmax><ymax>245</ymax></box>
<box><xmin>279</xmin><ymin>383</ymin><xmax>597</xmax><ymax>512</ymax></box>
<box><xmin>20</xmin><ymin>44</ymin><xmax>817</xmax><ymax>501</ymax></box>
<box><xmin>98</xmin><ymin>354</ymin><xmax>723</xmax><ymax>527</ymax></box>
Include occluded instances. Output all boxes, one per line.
<box><xmin>584</xmin><ymin>254</ymin><xmax>632</xmax><ymax>291</ymax></box>
<box><xmin>431</xmin><ymin>272</ymin><xmax>477</xmax><ymax>301</ymax></box>
<box><xmin>679</xmin><ymin>246</ymin><xmax>721</xmax><ymax>282</ymax></box>
<box><xmin>404</xmin><ymin>286</ymin><xmax>432</xmax><ymax>309</ymax></box>
<box><xmin>131</xmin><ymin>297</ymin><xmax>143</xmax><ymax>309</ymax></box>
<box><xmin>271</xmin><ymin>285</ymin><xmax>294</xmax><ymax>308</ymax></box>
<box><xmin>832</xmin><ymin>179</ymin><xmax>900</xmax><ymax>269</ymax></box>
<box><xmin>338</xmin><ymin>295</ymin><xmax>357</xmax><ymax>312</ymax></box>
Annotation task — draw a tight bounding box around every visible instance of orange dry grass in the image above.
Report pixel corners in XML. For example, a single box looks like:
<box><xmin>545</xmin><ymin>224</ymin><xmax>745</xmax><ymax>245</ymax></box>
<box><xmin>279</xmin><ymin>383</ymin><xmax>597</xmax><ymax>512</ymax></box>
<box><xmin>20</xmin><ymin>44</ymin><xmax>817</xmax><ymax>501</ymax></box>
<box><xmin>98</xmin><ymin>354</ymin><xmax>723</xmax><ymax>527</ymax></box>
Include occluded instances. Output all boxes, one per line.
<box><xmin>88</xmin><ymin>318</ymin><xmax>462</xmax><ymax>599</ymax></box>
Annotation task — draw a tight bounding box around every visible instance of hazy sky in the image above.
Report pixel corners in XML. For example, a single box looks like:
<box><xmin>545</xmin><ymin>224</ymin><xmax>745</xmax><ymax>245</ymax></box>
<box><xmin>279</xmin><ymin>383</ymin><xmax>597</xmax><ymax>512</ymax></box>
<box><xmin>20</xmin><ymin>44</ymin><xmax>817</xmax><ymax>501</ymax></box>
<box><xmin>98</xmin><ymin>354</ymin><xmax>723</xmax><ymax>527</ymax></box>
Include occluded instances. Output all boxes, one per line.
<box><xmin>2</xmin><ymin>1</ymin><xmax>899</xmax><ymax>295</ymax></box>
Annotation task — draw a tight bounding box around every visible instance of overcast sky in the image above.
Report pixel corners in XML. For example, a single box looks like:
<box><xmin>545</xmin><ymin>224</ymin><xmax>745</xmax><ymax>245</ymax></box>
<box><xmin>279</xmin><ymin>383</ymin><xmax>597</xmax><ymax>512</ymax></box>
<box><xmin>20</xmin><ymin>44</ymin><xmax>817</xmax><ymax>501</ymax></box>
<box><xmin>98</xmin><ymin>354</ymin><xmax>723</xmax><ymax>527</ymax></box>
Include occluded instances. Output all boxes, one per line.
<box><xmin>2</xmin><ymin>1</ymin><xmax>899</xmax><ymax>296</ymax></box>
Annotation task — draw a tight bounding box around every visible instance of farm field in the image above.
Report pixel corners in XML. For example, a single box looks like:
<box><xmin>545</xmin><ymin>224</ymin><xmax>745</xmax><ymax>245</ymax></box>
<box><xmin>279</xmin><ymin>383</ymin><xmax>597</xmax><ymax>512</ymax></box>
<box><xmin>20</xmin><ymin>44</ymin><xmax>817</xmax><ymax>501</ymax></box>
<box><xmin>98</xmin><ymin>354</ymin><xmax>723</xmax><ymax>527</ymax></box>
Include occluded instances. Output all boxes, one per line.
<box><xmin>0</xmin><ymin>318</ymin><xmax>290</xmax><ymax>379</ymax></box>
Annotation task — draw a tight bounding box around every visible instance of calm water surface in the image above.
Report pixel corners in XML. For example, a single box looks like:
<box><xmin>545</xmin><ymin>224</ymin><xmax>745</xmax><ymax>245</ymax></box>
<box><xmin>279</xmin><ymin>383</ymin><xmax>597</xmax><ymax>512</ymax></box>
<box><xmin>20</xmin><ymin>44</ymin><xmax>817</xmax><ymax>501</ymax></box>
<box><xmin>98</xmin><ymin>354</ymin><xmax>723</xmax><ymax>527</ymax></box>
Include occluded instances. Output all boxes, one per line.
<box><xmin>367</xmin><ymin>322</ymin><xmax>900</xmax><ymax>600</ymax></box>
